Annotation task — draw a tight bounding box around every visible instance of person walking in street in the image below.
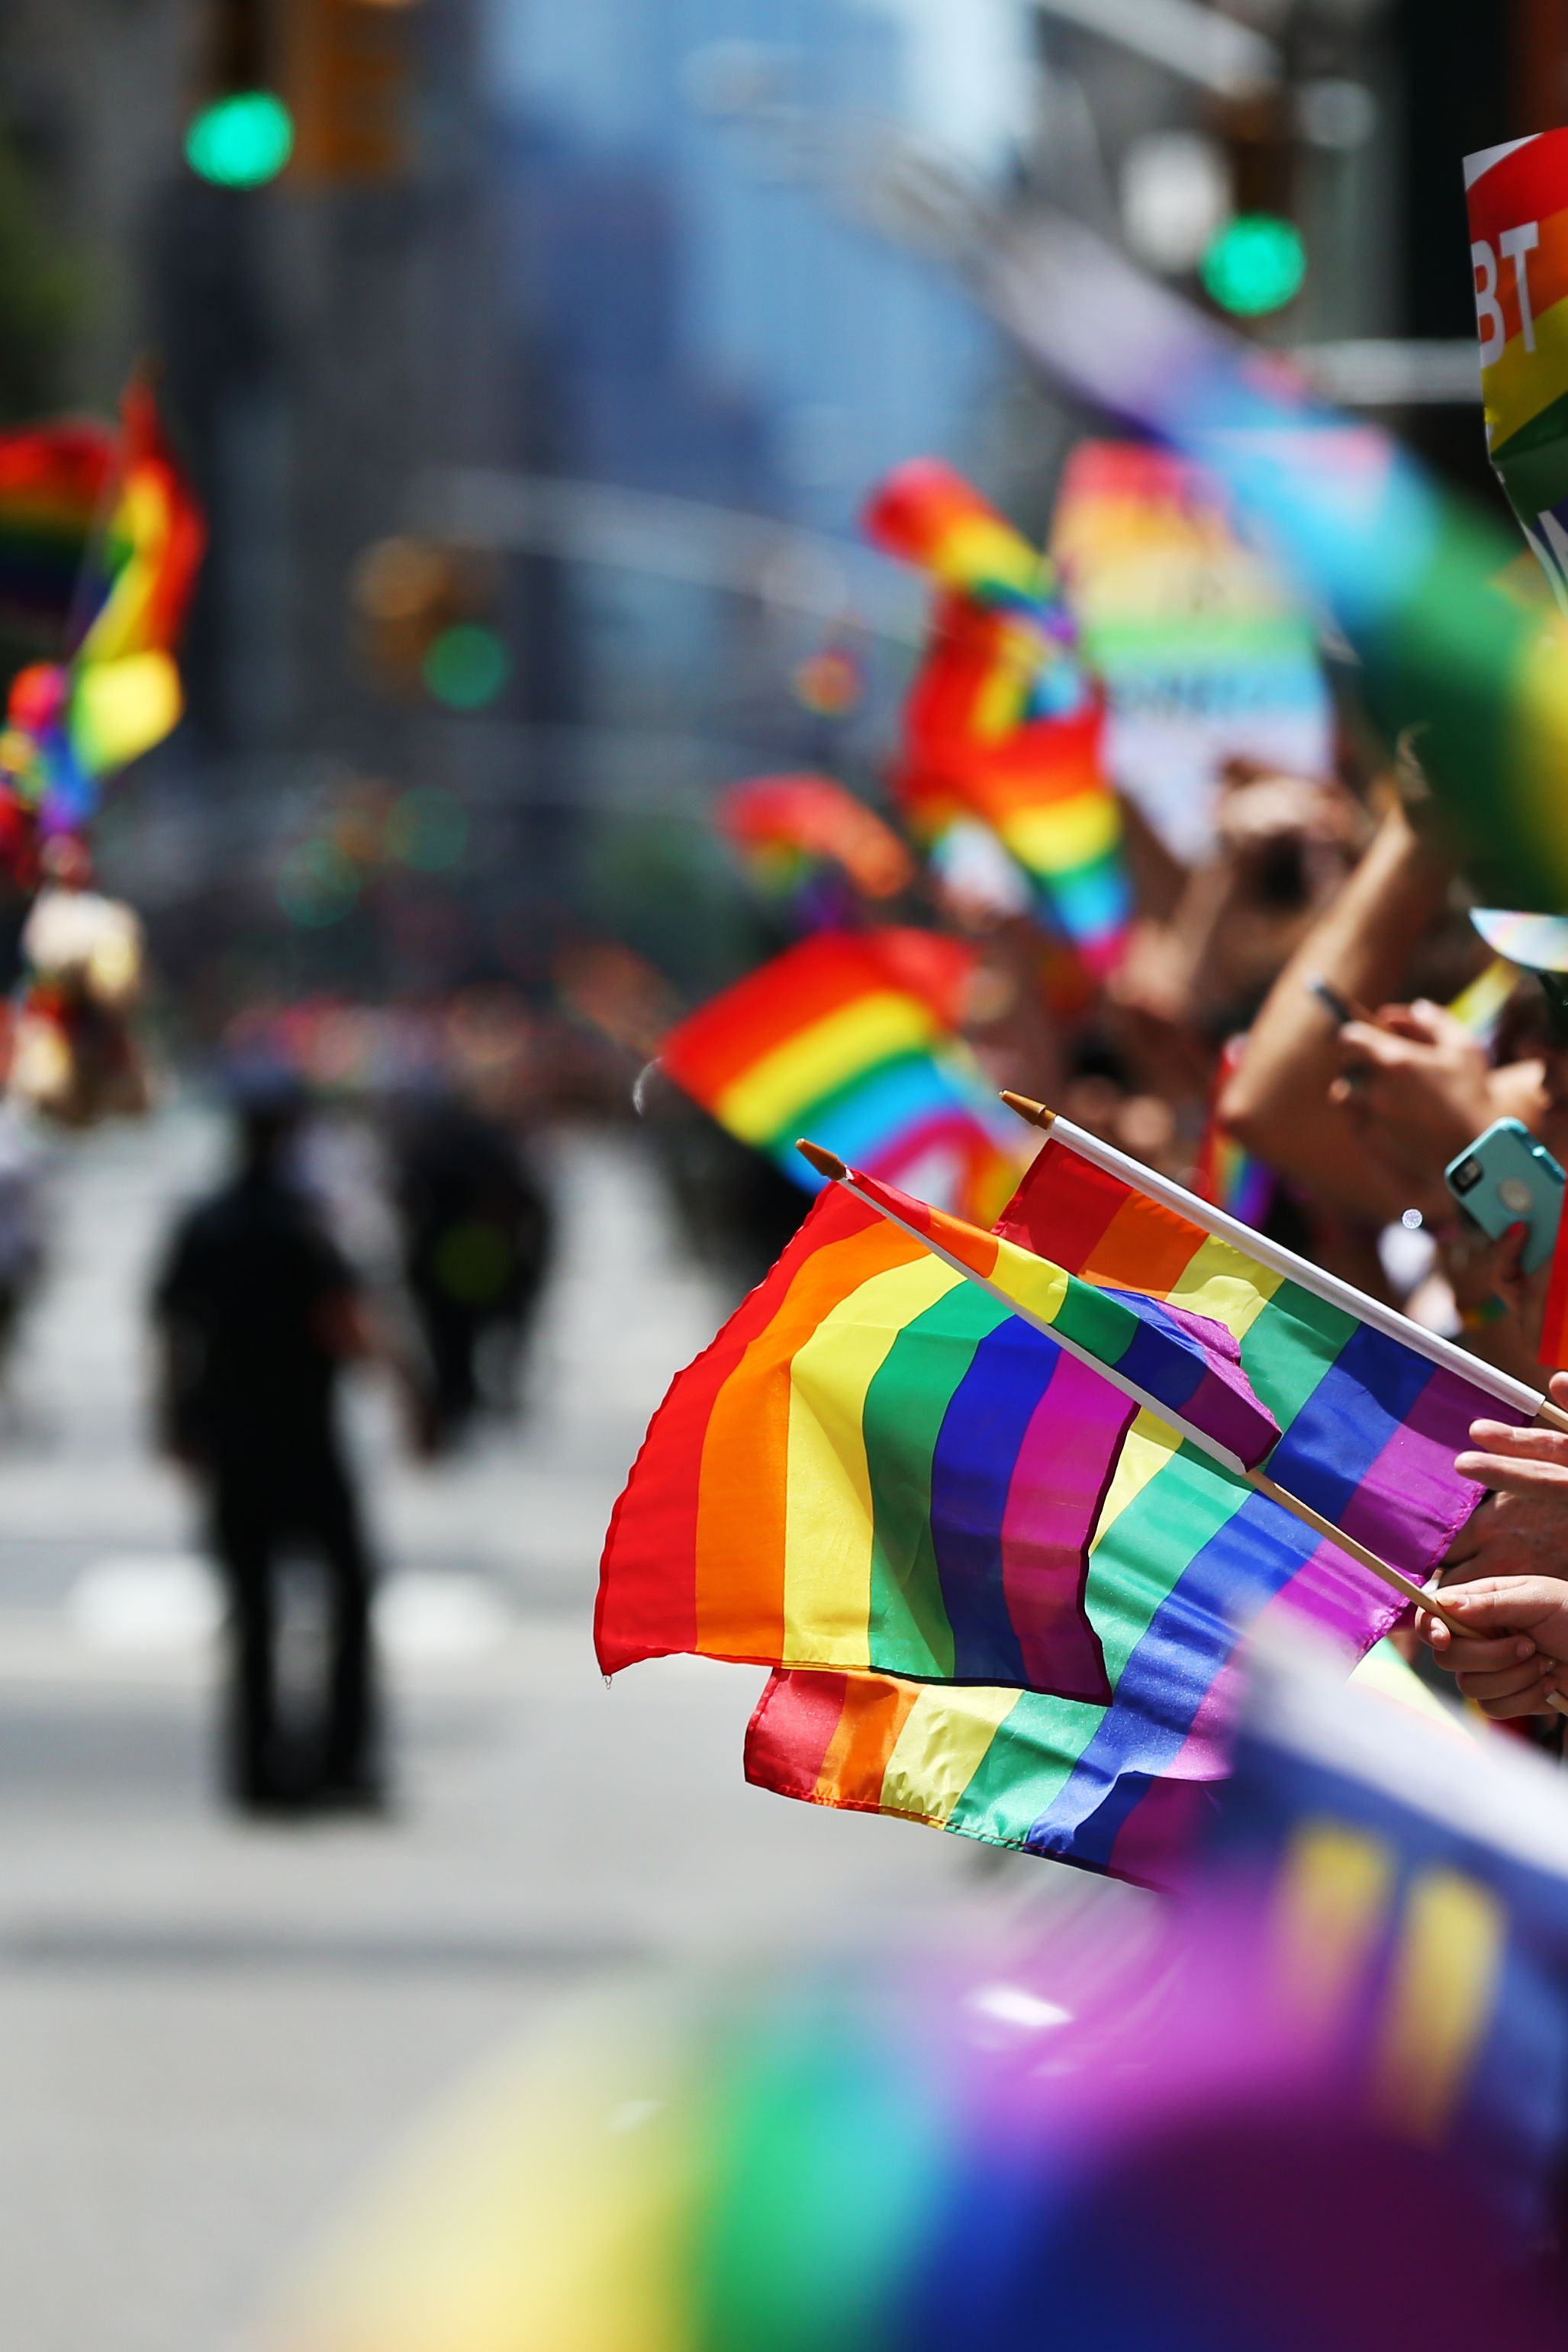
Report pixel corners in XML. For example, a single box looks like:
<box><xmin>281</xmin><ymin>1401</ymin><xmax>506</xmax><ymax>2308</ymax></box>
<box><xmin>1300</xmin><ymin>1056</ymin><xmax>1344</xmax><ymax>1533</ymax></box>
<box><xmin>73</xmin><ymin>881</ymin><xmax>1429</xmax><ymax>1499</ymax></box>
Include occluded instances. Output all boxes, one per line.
<box><xmin>151</xmin><ymin>1064</ymin><xmax>384</xmax><ymax>1813</ymax></box>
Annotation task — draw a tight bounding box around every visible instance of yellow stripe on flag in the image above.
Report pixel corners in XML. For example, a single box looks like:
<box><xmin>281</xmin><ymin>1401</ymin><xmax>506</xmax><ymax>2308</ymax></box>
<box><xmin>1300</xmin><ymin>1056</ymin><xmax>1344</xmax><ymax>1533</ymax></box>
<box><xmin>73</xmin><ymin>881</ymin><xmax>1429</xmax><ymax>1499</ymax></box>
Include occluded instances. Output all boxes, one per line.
<box><xmin>880</xmin><ymin>1681</ymin><xmax>1019</xmax><ymax>1825</ymax></box>
<box><xmin>1164</xmin><ymin>1236</ymin><xmax>1283</xmax><ymax>1340</ymax></box>
<box><xmin>1003</xmin><ymin>790</ymin><xmax>1120</xmax><ymax>874</ymax></box>
<box><xmin>1269</xmin><ymin>1819</ymin><xmax>1393</xmax><ymax>2039</ymax></box>
<box><xmin>1372</xmin><ymin>1868</ymin><xmax>1504</xmax><ymax>2141</ymax></box>
<box><xmin>713</xmin><ymin>991</ymin><xmax>938</xmax><ymax>1142</ymax></box>
<box><xmin>781</xmin><ymin>1255</ymin><xmax>960</xmax><ymax>1666</ymax></box>
<box><xmin>1090</xmin><ymin>1410</ymin><xmax>1182</xmax><ymax>1547</ymax></box>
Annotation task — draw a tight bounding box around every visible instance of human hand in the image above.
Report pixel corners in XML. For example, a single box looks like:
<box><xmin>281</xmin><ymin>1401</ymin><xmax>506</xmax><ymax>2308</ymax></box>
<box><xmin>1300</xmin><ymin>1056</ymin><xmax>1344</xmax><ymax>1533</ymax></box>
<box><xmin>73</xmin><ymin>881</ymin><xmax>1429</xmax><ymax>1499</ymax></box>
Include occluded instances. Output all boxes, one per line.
<box><xmin>1443</xmin><ymin>1372</ymin><xmax>1568</xmax><ymax>1585</ymax></box>
<box><xmin>1419</xmin><ymin>1574</ymin><xmax>1568</xmax><ymax>1716</ymax></box>
<box><xmin>1329</xmin><ymin>1001</ymin><xmax>1494</xmax><ymax>1172</ymax></box>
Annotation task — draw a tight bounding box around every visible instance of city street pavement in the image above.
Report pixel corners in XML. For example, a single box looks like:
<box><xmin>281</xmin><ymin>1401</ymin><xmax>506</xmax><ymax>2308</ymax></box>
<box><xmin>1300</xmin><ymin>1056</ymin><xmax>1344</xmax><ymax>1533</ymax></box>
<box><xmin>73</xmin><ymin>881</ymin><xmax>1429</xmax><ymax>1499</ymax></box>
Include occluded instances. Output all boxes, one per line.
<box><xmin>0</xmin><ymin>1104</ymin><xmax>1048</xmax><ymax>2352</ymax></box>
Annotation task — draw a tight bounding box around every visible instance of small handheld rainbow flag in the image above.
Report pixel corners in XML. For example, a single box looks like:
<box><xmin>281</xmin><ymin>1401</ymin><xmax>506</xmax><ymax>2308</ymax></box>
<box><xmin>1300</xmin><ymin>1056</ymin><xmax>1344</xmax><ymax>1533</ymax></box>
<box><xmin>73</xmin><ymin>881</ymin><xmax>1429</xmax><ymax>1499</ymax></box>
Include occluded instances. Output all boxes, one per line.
<box><xmin>718</xmin><ymin>774</ymin><xmax>914</xmax><ymax>911</ymax></box>
<box><xmin>656</xmin><ymin>930</ymin><xmax>1019</xmax><ymax>1226</ymax></box>
<box><xmin>598</xmin><ymin>1170</ymin><xmax>1415</xmax><ymax>1882</ymax></box>
<box><xmin>866</xmin><ymin>459</ymin><xmax>1132</xmax><ymax>971</ymax></box>
<box><xmin>0</xmin><ymin>379</ymin><xmax>204</xmax><ymax>839</ymax></box>
<box><xmin>0</xmin><ymin>422</ymin><xmax>118</xmax><ymax>643</ymax></box>
<box><xmin>1193</xmin><ymin>1039</ymin><xmax>1274</xmax><ymax>1230</ymax></box>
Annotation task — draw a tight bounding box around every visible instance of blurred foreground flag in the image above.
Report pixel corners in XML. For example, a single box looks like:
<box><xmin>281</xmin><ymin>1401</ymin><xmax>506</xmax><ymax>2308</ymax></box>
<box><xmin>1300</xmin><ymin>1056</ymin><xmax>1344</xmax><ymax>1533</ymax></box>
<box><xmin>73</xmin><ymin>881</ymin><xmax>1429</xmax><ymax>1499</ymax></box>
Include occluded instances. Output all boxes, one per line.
<box><xmin>657</xmin><ymin>930</ymin><xmax>1018</xmax><ymax>1224</ymax></box>
<box><xmin>0</xmin><ymin>421</ymin><xmax>118</xmax><ymax>642</ymax></box>
<box><xmin>600</xmin><ymin>1174</ymin><xmax>1406</xmax><ymax>1884</ymax></box>
<box><xmin>1467</xmin><ymin>129</ymin><xmax>1568</xmax><ymax>607</ymax></box>
<box><xmin>718</xmin><ymin>772</ymin><xmax>914</xmax><ymax>919</ymax></box>
<box><xmin>866</xmin><ymin>459</ymin><xmax>1132</xmax><ymax>974</ymax></box>
<box><xmin>987</xmin><ymin>214</ymin><xmax>1568</xmax><ymax>912</ymax></box>
<box><xmin>1049</xmin><ymin>441</ymin><xmax>1332</xmax><ymax>856</ymax></box>
<box><xmin>1206</xmin><ymin>1636</ymin><xmax>1568</xmax><ymax>2228</ymax></box>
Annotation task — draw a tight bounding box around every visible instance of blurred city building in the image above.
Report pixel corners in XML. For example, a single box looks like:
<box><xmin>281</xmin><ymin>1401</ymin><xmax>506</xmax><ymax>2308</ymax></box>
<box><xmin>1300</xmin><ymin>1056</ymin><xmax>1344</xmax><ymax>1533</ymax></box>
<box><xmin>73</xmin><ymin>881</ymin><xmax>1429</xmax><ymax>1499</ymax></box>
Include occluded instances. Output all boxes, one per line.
<box><xmin>2</xmin><ymin>0</ymin><xmax>1566</xmax><ymax>1016</ymax></box>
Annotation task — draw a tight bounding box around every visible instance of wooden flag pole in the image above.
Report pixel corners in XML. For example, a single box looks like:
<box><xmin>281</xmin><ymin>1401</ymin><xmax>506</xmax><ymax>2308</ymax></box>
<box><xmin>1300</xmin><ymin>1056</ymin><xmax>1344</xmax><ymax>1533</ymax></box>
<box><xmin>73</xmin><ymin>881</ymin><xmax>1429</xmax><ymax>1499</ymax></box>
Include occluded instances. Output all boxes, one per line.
<box><xmin>797</xmin><ymin>1138</ymin><xmax>1487</xmax><ymax>1651</ymax></box>
<box><xmin>1000</xmin><ymin>1091</ymin><xmax>1568</xmax><ymax>1440</ymax></box>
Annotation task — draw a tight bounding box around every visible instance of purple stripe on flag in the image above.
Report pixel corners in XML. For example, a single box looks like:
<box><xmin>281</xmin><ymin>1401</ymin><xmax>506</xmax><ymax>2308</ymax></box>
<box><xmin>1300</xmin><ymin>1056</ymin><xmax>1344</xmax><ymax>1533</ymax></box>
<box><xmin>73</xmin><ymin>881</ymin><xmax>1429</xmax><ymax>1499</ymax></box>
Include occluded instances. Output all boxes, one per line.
<box><xmin>1000</xmin><ymin>1350</ymin><xmax>1132</xmax><ymax>1703</ymax></box>
<box><xmin>1338</xmin><ymin>1362</ymin><xmax>1499</xmax><ymax>1577</ymax></box>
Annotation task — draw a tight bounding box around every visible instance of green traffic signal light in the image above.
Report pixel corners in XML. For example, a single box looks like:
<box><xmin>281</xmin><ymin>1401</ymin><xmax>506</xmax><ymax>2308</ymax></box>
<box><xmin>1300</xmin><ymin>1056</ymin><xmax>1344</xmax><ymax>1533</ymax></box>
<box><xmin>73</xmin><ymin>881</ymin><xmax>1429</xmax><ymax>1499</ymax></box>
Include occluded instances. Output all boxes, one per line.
<box><xmin>421</xmin><ymin>624</ymin><xmax>512</xmax><ymax>710</ymax></box>
<box><xmin>1201</xmin><ymin>214</ymin><xmax>1306</xmax><ymax>317</ymax></box>
<box><xmin>185</xmin><ymin>92</ymin><xmax>294</xmax><ymax>189</ymax></box>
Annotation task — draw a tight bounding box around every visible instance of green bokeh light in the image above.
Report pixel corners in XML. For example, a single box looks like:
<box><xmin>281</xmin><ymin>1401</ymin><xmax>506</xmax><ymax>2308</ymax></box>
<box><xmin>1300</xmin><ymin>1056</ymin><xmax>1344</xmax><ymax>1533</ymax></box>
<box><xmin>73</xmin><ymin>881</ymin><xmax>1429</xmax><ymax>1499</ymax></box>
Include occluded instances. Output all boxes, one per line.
<box><xmin>1200</xmin><ymin>214</ymin><xmax>1306</xmax><ymax>317</ymax></box>
<box><xmin>186</xmin><ymin>92</ymin><xmax>294</xmax><ymax>190</ymax></box>
<box><xmin>421</xmin><ymin>623</ymin><xmax>512</xmax><ymax>710</ymax></box>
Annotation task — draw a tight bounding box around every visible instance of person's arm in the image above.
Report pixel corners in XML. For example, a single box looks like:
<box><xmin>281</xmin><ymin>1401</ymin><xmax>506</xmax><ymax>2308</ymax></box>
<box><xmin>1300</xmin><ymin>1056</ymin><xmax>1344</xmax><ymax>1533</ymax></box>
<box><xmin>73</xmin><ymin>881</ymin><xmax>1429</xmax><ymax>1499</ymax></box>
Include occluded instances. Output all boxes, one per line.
<box><xmin>1217</xmin><ymin>801</ymin><xmax>1453</xmax><ymax>1217</ymax></box>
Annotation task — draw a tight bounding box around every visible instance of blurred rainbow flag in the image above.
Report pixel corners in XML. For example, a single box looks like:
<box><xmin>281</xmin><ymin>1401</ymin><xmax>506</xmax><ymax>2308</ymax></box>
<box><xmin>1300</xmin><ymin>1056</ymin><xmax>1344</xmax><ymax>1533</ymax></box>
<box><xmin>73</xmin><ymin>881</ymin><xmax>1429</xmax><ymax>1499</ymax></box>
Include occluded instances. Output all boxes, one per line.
<box><xmin>718</xmin><ymin>773</ymin><xmax>914</xmax><ymax>915</ymax></box>
<box><xmin>0</xmin><ymin>421</ymin><xmax>118</xmax><ymax>643</ymax></box>
<box><xmin>0</xmin><ymin>379</ymin><xmax>204</xmax><ymax>835</ymax></box>
<box><xmin>1193</xmin><ymin>1039</ymin><xmax>1274</xmax><ymax>1230</ymax></box>
<box><xmin>657</xmin><ymin>930</ymin><xmax>1019</xmax><ymax>1224</ymax></box>
<box><xmin>865</xmin><ymin>459</ymin><xmax>1132</xmax><ymax>973</ymax></box>
<box><xmin>1049</xmin><ymin>440</ymin><xmax>1332</xmax><ymax>857</ymax></box>
<box><xmin>987</xmin><ymin>216</ymin><xmax>1568</xmax><ymax>913</ymax></box>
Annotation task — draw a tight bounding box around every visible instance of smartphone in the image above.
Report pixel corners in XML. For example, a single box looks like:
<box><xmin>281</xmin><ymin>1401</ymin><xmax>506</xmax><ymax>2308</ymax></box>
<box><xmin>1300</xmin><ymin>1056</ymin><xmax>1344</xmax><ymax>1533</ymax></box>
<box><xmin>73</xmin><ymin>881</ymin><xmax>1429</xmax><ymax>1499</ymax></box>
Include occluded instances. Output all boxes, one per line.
<box><xmin>1307</xmin><ymin>975</ymin><xmax>1356</xmax><ymax>1027</ymax></box>
<box><xmin>1444</xmin><ymin>1118</ymin><xmax>1566</xmax><ymax>1274</ymax></box>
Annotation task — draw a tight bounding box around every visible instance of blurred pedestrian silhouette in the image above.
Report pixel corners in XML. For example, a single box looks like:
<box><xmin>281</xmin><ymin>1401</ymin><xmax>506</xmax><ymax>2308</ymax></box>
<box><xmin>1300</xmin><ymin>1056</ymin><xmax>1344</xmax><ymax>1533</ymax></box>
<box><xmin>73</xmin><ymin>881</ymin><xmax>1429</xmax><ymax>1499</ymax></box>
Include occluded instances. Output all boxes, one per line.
<box><xmin>152</xmin><ymin>1066</ymin><xmax>382</xmax><ymax>1813</ymax></box>
<box><xmin>389</xmin><ymin>1087</ymin><xmax>552</xmax><ymax>1454</ymax></box>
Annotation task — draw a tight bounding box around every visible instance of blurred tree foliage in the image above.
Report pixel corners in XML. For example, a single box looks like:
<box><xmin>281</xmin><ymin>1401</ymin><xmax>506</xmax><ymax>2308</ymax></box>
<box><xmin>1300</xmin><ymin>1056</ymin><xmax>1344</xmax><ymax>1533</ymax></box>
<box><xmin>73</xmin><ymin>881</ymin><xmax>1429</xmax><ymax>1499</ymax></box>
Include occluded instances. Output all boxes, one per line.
<box><xmin>0</xmin><ymin>132</ymin><xmax>82</xmax><ymax>423</ymax></box>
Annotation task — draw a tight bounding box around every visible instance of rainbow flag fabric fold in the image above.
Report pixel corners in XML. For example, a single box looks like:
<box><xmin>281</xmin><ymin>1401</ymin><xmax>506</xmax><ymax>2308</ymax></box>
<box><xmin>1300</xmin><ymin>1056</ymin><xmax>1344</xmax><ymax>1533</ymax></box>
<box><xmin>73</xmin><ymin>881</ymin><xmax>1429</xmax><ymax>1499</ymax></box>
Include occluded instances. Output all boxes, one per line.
<box><xmin>744</xmin><ymin>1666</ymin><xmax>1213</xmax><ymax>1888</ymax></box>
<box><xmin>997</xmin><ymin>1138</ymin><xmax>1514</xmax><ymax>1582</ymax></box>
<box><xmin>840</xmin><ymin>1160</ymin><xmax>1281</xmax><ymax>1473</ymax></box>
<box><xmin>0</xmin><ymin>422</ymin><xmax>118</xmax><ymax>642</ymax></box>
<box><xmin>658</xmin><ymin>931</ymin><xmax>1019</xmax><ymax>1226</ymax></box>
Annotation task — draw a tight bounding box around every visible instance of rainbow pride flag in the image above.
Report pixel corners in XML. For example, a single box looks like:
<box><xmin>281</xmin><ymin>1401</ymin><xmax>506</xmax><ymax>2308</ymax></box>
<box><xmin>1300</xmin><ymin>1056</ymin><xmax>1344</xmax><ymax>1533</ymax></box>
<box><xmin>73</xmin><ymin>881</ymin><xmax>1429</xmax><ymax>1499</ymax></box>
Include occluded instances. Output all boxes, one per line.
<box><xmin>745</xmin><ymin>1664</ymin><xmax>1216</xmax><ymax>1886</ymax></box>
<box><xmin>1048</xmin><ymin>440</ymin><xmax>1331</xmax><ymax>857</ymax></box>
<box><xmin>836</xmin><ymin>1158</ymin><xmax>1281</xmax><ymax>1473</ymax></box>
<box><xmin>1467</xmin><ymin>130</ymin><xmax>1568</xmax><ymax>607</ymax></box>
<box><xmin>864</xmin><ymin>455</ymin><xmax>1064</xmax><ymax>620</ymax></box>
<box><xmin>719</xmin><ymin>774</ymin><xmax>914</xmax><ymax>910</ymax></box>
<box><xmin>998</xmin><ymin>1135</ymin><xmax>1518</xmax><ymax>1580</ymax></box>
<box><xmin>0</xmin><ymin>382</ymin><xmax>204</xmax><ymax>836</ymax></box>
<box><xmin>0</xmin><ymin>422</ymin><xmax>117</xmax><ymax>643</ymax></box>
<box><xmin>658</xmin><ymin>931</ymin><xmax>1019</xmax><ymax>1226</ymax></box>
<box><xmin>1194</xmin><ymin>1039</ymin><xmax>1274</xmax><ymax>1230</ymax></box>
<box><xmin>866</xmin><ymin>459</ymin><xmax>1131</xmax><ymax>971</ymax></box>
<box><xmin>597</xmin><ymin>1184</ymin><xmax>1412</xmax><ymax>1883</ymax></box>
<box><xmin>938</xmin><ymin>703</ymin><xmax>1130</xmax><ymax>976</ymax></box>
<box><xmin>989</xmin><ymin>219</ymin><xmax>1568</xmax><ymax>913</ymax></box>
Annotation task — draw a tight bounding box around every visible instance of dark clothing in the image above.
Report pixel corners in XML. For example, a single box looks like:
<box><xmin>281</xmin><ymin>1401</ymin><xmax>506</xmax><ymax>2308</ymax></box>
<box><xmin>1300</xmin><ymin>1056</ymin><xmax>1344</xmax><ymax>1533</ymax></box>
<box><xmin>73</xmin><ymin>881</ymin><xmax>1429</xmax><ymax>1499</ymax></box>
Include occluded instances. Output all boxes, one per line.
<box><xmin>153</xmin><ymin>1171</ymin><xmax>356</xmax><ymax>1467</ymax></box>
<box><xmin>153</xmin><ymin>1168</ymin><xmax>380</xmax><ymax>1809</ymax></box>
<box><xmin>391</xmin><ymin>1099</ymin><xmax>553</xmax><ymax>1448</ymax></box>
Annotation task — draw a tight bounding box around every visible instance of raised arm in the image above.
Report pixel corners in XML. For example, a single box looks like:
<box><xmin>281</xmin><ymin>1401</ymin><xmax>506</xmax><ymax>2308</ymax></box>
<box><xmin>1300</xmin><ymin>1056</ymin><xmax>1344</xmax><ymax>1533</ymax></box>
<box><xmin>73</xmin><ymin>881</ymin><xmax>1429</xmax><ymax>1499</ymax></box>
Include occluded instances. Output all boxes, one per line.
<box><xmin>1218</xmin><ymin>799</ymin><xmax>1454</xmax><ymax>1219</ymax></box>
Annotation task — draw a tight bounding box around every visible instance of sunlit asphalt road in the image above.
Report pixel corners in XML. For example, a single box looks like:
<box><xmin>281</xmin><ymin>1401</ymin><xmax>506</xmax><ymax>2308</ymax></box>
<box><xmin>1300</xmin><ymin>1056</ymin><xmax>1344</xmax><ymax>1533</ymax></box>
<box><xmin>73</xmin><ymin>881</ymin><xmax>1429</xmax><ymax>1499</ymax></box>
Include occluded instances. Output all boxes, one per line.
<box><xmin>0</xmin><ymin>1104</ymin><xmax>1040</xmax><ymax>2352</ymax></box>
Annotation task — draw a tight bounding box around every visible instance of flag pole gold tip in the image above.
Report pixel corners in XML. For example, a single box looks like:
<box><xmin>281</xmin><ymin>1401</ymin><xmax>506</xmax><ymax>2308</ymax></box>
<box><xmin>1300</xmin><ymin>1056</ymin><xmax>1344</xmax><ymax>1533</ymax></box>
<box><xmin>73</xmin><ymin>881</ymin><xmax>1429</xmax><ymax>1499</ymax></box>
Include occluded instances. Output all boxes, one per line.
<box><xmin>797</xmin><ymin>1139</ymin><xmax>848</xmax><ymax>1183</ymax></box>
<box><xmin>1000</xmin><ymin>1091</ymin><xmax>1055</xmax><ymax>1128</ymax></box>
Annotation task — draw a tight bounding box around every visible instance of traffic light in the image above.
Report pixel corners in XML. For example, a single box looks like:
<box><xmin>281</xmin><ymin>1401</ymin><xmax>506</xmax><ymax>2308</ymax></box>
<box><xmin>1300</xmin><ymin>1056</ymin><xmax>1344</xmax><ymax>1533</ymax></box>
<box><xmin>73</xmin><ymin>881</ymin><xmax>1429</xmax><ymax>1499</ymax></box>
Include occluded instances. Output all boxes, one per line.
<box><xmin>186</xmin><ymin>0</ymin><xmax>294</xmax><ymax>188</ymax></box>
<box><xmin>1199</xmin><ymin>92</ymin><xmax>1304</xmax><ymax>321</ymax></box>
<box><xmin>1202</xmin><ymin>214</ymin><xmax>1306</xmax><ymax>315</ymax></box>
<box><xmin>281</xmin><ymin>0</ymin><xmax>423</xmax><ymax>185</ymax></box>
<box><xmin>350</xmin><ymin>538</ymin><xmax>511</xmax><ymax>707</ymax></box>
